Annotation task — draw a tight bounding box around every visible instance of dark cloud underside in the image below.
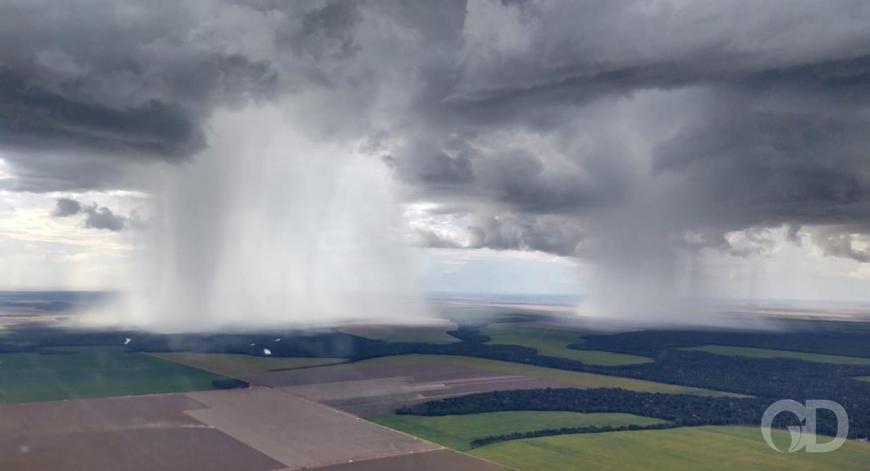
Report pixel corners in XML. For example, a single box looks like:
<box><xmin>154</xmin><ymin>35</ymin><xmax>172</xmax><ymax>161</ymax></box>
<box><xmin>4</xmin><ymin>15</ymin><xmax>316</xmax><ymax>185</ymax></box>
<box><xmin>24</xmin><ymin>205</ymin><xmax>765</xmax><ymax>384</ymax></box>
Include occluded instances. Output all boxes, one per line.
<box><xmin>2</xmin><ymin>0</ymin><xmax>870</xmax><ymax>262</ymax></box>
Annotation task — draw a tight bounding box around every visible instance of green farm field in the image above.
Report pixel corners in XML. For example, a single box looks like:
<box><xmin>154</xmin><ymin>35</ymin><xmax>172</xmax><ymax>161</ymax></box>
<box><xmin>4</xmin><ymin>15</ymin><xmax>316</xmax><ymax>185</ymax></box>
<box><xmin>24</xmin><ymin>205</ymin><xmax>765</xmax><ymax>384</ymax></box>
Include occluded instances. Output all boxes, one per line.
<box><xmin>151</xmin><ymin>352</ymin><xmax>345</xmax><ymax>379</ymax></box>
<box><xmin>482</xmin><ymin>324</ymin><xmax>652</xmax><ymax>366</ymax></box>
<box><xmin>471</xmin><ymin>426</ymin><xmax>870</xmax><ymax>471</ymax></box>
<box><xmin>681</xmin><ymin>345</ymin><xmax>870</xmax><ymax>365</ymax></box>
<box><xmin>0</xmin><ymin>347</ymin><xmax>234</xmax><ymax>403</ymax></box>
<box><xmin>371</xmin><ymin>411</ymin><xmax>668</xmax><ymax>450</ymax></box>
<box><xmin>339</xmin><ymin>354</ymin><xmax>739</xmax><ymax>396</ymax></box>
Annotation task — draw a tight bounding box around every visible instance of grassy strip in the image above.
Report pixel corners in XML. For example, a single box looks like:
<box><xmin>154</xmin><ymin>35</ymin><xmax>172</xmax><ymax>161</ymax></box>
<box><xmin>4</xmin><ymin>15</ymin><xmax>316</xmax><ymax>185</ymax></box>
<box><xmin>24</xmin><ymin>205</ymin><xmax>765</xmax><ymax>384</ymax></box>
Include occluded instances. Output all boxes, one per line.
<box><xmin>371</xmin><ymin>411</ymin><xmax>667</xmax><ymax>450</ymax></box>
<box><xmin>681</xmin><ymin>345</ymin><xmax>870</xmax><ymax>365</ymax></box>
<box><xmin>150</xmin><ymin>352</ymin><xmax>345</xmax><ymax>379</ymax></box>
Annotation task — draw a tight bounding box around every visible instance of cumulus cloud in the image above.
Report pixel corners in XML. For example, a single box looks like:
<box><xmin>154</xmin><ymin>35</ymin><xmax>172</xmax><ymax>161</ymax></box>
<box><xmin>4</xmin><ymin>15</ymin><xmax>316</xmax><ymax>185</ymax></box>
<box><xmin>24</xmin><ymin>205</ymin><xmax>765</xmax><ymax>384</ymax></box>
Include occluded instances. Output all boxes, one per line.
<box><xmin>415</xmin><ymin>212</ymin><xmax>586</xmax><ymax>256</ymax></box>
<box><xmin>52</xmin><ymin>198</ymin><xmax>82</xmax><ymax>217</ymax></box>
<box><xmin>813</xmin><ymin>228</ymin><xmax>870</xmax><ymax>263</ymax></box>
<box><xmin>82</xmin><ymin>206</ymin><xmax>127</xmax><ymax>232</ymax></box>
<box><xmin>50</xmin><ymin>197</ymin><xmax>128</xmax><ymax>231</ymax></box>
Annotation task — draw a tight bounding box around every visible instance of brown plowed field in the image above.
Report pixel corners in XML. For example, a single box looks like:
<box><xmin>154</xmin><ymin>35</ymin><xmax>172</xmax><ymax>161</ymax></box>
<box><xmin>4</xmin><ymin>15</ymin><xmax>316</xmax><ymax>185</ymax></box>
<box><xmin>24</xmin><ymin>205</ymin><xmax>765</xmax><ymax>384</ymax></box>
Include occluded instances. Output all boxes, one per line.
<box><xmin>0</xmin><ymin>394</ymin><xmax>283</xmax><ymax>471</ymax></box>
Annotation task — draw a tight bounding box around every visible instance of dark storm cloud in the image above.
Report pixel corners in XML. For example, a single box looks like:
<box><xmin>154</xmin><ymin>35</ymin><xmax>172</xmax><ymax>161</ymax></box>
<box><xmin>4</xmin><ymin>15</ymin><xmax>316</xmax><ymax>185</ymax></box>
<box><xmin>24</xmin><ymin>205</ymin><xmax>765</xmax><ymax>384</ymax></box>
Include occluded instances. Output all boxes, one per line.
<box><xmin>387</xmin><ymin>140</ymin><xmax>624</xmax><ymax>216</ymax></box>
<box><xmin>4</xmin><ymin>0</ymin><xmax>870</xmax><ymax>263</ymax></box>
<box><xmin>0</xmin><ymin>0</ymin><xmax>282</xmax><ymax>190</ymax></box>
<box><xmin>382</xmin><ymin>144</ymin><xmax>474</xmax><ymax>187</ymax></box>
<box><xmin>393</xmin><ymin>0</ymin><xmax>870</xmax><ymax>260</ymax></box>
<box><xmin>448</xmin><ymin>1</ymin><xmax>870</xmax><ymax>102</ymax></box>
<box><xmin>0</xmin><ymin>69</ymin><xmax>206</xmax><ymax>158</ymax></box>
<box><xmin>650</xmin><ymin>66</ymin><xmax>870</xmax><ymax>233</ymax></box>
<box><xmin>2</xmin><ymin>151</ymin><xmax>132</xmax><ymax>192</ymax></box>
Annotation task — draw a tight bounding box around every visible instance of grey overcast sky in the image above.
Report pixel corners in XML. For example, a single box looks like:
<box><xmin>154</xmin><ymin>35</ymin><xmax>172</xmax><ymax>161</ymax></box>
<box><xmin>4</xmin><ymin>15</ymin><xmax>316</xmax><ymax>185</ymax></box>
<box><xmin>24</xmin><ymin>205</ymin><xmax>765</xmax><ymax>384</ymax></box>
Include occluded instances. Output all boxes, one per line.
<box><xmin>2</xmin><ymin>0</ymin><xmax>870</xmax><ymax>303</ymax></box>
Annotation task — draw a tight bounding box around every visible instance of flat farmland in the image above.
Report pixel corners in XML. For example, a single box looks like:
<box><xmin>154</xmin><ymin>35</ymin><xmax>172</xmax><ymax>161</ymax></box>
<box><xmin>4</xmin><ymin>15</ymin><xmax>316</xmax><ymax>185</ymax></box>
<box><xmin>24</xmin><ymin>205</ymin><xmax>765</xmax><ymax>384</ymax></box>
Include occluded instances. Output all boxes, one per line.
<box><xmin>275</xmin><ymin>359</ymin><xmax>568</xmax><ymax>416</ymax></box>
<box><xmin>259</xmin><ymin>355</ymin><xmax>733</xmax><ymax>396</ymax></box>
<box><xmin>0</xmin><ymin>386</ymin><xmax>501</xmax><ymax>471</ymax></box>
<box><xmin>482</xmin><ymin>324</ymin><xmax>653</xmax><ymax>366</ymax></box>
<box><xmin>471</xmin><ymin>426</ymin><xmax>870</xmax><ymax>471</ymax></box>
<box><xmin>681</xmin><ymin>345</ymin><xmax>870</xmax><ymax>365</ymax></box>
<box><xmin>151</xmin><ymin>351</ymin><xmax>345</xmax><ymax>379</ymax></box>
<box><xmin>0</xmin><ymin>394</ymin><xmax>283</xmax><ymax>471</ymax></box>
<box><xmin>185</xmin><ymin>387</ymin><xmax>445</xmax><ymax>469</ymax></box>
<box><xmin>0</xmin><ymin>347</ymin><xmax>234</xmax><ymax>403</ymax></box>
<box><xmin>371</xmin><ymin>411</ymin><xmax>668</xmax><ymax>450</ymax></box>
<box><xmin>251</xmin><ymin>354</ymin><xmax>736</xmax><ymax>417</ymax></box>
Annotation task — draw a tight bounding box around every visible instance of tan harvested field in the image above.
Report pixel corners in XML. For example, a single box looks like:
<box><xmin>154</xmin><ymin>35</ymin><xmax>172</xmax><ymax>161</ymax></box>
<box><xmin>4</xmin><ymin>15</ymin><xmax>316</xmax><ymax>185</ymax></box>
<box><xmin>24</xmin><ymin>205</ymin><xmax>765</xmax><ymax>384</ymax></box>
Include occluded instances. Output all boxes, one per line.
<box><xmin>0</xmin><ymin>394</ymin><xmax>283</xmax><ymax>471</ymax></box>
<box><xmin>150</xmin><ymin>352</ymin><xmax>345</xmax><ymax>379</ymax></box>
<box><xmin>309</xmin><ymin>449</ymin><xmax>507</xmax><ymax>471</ymax></box>
<box><xmin>185</xmin><ymin>387</ymin><xmax>443</xmax><ymax>469</ymax></box>
<box><xmin>254</xmin><ymin>358</ymin><xmax>550</xmax><ymax>388</ymax></box>
<box><xmin>294</xmin><ymin>376</ymin><xmax>565</xmax><ymax>417</ymax></box>
<box><xmin>268</xmin><ymin>359</ymin><xmax>568</xmax><ymax>416</ymax></box>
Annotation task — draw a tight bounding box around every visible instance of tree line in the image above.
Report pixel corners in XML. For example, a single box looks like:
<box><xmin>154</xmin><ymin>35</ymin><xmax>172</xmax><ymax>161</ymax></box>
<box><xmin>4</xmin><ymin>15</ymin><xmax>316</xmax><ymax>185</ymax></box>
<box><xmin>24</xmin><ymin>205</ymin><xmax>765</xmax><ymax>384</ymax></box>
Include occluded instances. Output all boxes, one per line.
<box><xmin>397</xmin><ymin>387</ymin><xmax>839</xmax><ymax>439</ymax></box>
